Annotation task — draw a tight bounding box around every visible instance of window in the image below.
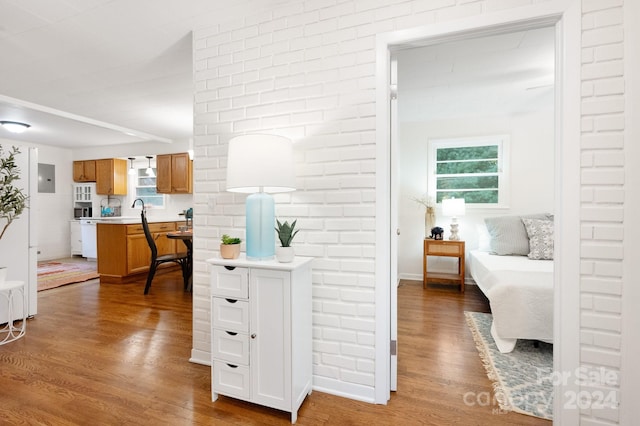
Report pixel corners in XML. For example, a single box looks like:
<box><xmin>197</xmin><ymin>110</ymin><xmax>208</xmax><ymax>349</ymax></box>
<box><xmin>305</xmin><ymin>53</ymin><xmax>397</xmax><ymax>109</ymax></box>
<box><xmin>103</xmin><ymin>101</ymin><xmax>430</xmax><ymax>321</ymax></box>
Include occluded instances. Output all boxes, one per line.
<box><xmin>135</xmin><ymin>167</ymin><xmax>165</xmax><ymax>207</ymax></box>
<box><xmin>427</xmin><ymin>135</ymin><xmax>509</xmax><ymax>207</ymax></box>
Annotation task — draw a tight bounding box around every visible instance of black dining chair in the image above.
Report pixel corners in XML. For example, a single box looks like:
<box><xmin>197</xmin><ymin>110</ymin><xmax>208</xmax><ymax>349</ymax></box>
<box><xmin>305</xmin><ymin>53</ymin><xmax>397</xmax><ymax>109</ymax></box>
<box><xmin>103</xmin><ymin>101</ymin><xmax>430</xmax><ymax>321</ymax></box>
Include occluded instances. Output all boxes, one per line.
<box><xmin>140</xmin><ymin>209</ymin><xmax>190</xmax><ymax>295</ymax></box>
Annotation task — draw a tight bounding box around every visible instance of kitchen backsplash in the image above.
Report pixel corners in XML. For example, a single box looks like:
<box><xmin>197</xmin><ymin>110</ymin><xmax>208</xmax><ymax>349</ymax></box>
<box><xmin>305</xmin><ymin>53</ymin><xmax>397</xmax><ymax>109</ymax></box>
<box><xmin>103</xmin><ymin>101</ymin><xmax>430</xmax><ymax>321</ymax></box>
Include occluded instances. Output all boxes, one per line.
<box><xmin>106</xmin><ymin>193</ymin><xmax>193</xmax><ymax>220</ymax></box>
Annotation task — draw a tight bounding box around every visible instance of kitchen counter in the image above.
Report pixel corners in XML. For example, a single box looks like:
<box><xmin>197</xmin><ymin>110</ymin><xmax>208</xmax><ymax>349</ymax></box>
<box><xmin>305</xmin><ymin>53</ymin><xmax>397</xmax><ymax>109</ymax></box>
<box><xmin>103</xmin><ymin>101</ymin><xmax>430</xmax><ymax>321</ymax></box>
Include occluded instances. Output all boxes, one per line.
<box><xmin>95</xmin><ymin>216</ymin><xmax>186</xmax><ymax>225</ymax></box>
<box><xmin>97</xmin><ymin>219</ymin><xmax>187</xmax><ymax>283</ymax></box>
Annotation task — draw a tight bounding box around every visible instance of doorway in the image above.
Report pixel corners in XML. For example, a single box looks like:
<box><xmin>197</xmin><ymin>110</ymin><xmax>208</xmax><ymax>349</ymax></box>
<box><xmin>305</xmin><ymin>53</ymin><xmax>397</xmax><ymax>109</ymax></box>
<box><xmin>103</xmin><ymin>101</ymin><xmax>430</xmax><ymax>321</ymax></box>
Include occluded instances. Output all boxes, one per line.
<box><xmin>374</xmin><ymin>7</ymin><xmax>582</xmax><ymax>422</ymax></box>
<box><xmin>394</xmin><ymin>26</ymin><xmax>556</xmax><ymax>283</ymax></box>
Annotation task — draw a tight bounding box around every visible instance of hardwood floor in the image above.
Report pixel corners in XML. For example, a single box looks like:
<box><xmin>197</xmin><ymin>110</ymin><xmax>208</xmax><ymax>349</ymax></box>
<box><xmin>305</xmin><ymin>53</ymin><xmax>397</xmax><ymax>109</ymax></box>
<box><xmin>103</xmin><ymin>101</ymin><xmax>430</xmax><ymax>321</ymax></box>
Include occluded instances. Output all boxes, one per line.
<box><xmin>0</xmin><ymin>272</ymin><xmax>550</xmax><ymax>425</ymax></box>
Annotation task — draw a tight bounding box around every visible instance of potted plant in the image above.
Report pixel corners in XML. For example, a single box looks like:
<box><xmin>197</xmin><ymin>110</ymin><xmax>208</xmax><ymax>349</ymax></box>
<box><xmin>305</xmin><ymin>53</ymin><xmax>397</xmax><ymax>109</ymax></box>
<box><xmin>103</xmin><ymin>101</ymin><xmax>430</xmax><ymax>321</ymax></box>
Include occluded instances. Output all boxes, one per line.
<box><xmin>0</xmin><ymin>145</ymin><xmax>28</xmax><ymax>283</ymax></box>
<box><xmin>220</xmin><ymin>234</ymin><xmax>242</xmax><ymax>259</ymax></box>
<box><xmin>275</xmin><ymin>219</ymin><xmax>299</xmax><ymax>263</ymax></box>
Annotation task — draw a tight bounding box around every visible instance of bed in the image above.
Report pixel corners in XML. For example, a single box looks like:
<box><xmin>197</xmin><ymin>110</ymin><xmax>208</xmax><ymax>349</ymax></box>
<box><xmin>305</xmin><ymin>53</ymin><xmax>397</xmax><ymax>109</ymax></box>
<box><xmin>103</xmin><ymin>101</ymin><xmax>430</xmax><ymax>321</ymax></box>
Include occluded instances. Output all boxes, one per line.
<box><xmin>469</xmin><ymin>214</ymin><xmax>555</xmax><ymax>353</ymax></box>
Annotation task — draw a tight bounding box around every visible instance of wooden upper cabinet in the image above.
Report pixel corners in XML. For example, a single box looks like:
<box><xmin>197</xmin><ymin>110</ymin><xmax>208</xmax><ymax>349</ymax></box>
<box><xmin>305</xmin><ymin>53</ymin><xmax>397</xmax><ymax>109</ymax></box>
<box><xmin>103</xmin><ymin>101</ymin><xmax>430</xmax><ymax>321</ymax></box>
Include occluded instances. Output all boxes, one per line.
<box><xmin>73</xmin><ymin>160</ymin><xmax>96</xmax><ymax>182</ymax></box>
<box><xmin>96</xmin><ymin>158</ymin><xmax>128</xmax><ymax>195</ymax></box>
<box><xmin>155</xmin><ymin>154</ymin><xmax>172</xmax><ymax>193</ymax></box>
<box><xmin>156</xmin><ymin>153</ymin><xmax>192</xmax><ymax>194</ymax></box>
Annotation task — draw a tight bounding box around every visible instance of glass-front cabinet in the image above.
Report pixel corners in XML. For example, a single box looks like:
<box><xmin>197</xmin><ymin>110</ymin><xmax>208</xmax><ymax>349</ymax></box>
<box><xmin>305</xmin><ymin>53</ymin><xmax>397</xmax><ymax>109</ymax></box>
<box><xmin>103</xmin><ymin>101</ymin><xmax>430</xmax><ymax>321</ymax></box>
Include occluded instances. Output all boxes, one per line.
<box><xmin>73</xmin><ymin>183</ymin><xmax>95</xmax><ymax>203</ymax></box>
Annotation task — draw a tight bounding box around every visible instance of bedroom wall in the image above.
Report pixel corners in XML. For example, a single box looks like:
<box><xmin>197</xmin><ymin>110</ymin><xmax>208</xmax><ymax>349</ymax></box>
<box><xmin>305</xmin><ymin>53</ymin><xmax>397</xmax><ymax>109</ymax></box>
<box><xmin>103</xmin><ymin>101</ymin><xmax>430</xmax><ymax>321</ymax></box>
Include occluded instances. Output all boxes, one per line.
<box><xmin>397</xmin><ymin>108</ymin><xmax>555</xmax><ymax>280</ymax></box>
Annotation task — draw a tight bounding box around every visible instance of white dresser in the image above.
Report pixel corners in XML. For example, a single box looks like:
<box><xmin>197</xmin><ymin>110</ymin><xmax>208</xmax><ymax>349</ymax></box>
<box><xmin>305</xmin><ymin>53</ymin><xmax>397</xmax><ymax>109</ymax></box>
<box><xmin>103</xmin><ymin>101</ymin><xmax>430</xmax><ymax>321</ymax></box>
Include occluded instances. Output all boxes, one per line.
<box><xmin>207</xmin><ymin>255</ymin><xmax>313</xmax><ymax>424</ymax></box>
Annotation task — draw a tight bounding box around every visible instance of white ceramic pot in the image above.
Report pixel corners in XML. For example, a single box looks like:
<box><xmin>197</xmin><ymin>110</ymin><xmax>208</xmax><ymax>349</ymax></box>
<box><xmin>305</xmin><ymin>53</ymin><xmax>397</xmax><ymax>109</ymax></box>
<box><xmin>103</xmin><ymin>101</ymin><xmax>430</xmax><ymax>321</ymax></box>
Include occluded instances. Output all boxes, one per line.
<box><xmin>275</xmin><ymin>246</ymin><xmax>294</xmax><ymax>263</ymax></box>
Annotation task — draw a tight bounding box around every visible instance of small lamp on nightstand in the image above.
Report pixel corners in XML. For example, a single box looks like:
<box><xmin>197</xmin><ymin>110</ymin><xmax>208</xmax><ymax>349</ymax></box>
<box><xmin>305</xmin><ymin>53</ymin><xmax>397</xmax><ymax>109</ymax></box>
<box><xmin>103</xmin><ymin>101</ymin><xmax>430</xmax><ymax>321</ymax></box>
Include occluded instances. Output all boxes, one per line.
<box><xmin>442</xmin><ymin>197</ymin><xmax>465</xmax><ymax>241</ymax></box>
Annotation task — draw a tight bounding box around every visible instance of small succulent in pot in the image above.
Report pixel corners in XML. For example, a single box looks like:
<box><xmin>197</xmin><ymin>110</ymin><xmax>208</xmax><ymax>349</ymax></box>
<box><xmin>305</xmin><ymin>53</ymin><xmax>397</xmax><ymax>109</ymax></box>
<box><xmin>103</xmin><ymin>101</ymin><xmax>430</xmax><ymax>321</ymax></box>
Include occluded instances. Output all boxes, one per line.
<box><xmin>275</xmin><ymin>219</ymin><xmax>299</xmax><ymax>247</ymax></box>
<box><xmin>221</xmin><ymin>234</ymin><xmax>242</xmax><ymax>245</ymax></box>
<box><xmin>220</xmin><ymin>234</ymin><xmax>242</xmax><ymax>259</ymax></box>
<box><xmin>275</xmin><ymin>219</ymin><xmax>299</xmax><ymax>263</ymax></box>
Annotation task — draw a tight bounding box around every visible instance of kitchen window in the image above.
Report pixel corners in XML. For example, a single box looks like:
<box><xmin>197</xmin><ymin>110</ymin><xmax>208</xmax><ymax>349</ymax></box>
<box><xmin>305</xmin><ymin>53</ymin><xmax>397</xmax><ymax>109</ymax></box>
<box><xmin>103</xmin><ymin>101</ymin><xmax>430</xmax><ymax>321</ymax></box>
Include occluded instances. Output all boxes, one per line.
<box><xmin>427</xmin><ymin>135</ymin><xmax>510</xmax><ymax>207</ymax></box>
<box><xmin>135</xmin><ymin>167</ymin><xmax>165</xmax><ymax>207</ymax></box>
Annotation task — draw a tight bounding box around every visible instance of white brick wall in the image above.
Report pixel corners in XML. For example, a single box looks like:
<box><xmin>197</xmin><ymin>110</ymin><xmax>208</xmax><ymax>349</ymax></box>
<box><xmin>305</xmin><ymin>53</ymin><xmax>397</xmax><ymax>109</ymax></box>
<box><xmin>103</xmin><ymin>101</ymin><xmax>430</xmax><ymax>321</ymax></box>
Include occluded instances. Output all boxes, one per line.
<box><xmin>192</xmin><ymin>0</ymin><xmax>633</xmax><ymax>422</ymax></box>
<box><xmin>580</xmin><ymin>0</ymin><xmax>626</xmax><ymax>423</ymax></box>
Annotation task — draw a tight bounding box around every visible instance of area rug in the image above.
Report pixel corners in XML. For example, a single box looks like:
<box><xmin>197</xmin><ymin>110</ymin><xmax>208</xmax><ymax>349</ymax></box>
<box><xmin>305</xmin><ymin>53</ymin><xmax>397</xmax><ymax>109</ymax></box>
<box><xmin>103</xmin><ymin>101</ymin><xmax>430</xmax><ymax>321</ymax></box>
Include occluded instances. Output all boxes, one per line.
<box><xmin>37</xmin><ymin>261</ymin><xmax>99</xmax><ymax>292</ymax></box>
<box><xmin>465</xmin><ymin>311</ymin><xmax>553</xmax><ymax>420</ymax></box>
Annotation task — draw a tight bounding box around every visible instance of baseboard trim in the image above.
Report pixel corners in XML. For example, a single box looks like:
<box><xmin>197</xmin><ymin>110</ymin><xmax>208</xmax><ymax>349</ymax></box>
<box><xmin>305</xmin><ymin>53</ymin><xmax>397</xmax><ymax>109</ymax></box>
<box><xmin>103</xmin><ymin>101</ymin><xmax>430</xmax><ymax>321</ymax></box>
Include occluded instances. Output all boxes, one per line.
<box><xmin>398</xmin><ymin>273</ymin><xmax>476</xmax><ymax>286</ymax></box>
<box><xmin>312</xmin><ymin>376</ymin><xmax>376</xmax><ymax>404</ymax></box>
<box><xmin>190</xmin><ymin>349</ymin><xmax>211</xmax><ymax>366</ymax></box>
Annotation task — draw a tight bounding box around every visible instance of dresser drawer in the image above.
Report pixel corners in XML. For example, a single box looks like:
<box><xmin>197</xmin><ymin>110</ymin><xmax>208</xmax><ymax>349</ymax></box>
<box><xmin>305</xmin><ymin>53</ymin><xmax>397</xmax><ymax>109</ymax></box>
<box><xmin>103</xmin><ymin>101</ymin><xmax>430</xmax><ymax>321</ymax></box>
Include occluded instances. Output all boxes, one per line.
<box><xmin>213</xmin><ymin>361</ymin><xmax>250</xmax><ymax>399</ymax></box>
<box><xmin>425</xmin><ymin>241</ymin><xmax>464</xmax><ymax>256</ymax></box>
<box><xmin>212</xmin><ymin>297</ymin><xmax>249</xmax><ymax>333</ymax></box>
<box><xmin>210</xmin><ymin>266</ymin><xmax>249</xmax><ymax>299</ymax></box>
<box><xmin>212</xmin><ymin>329</ymin><xmax>250</xmax><ymax>365</ymax></box>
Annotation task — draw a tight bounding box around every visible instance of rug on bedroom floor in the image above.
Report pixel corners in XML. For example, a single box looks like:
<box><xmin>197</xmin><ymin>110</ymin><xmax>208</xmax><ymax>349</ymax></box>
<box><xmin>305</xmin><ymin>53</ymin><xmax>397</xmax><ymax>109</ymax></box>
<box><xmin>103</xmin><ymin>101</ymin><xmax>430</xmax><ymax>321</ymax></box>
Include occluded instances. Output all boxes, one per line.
<box><xmin>37</xmin><ymin>261</ymin><xmax>99</xmax><ymax>291</ymax></box>
<box><xmin>465</xmin><ymin>311</ymin><xmax>553</xmax><ymax>420</ymax></box>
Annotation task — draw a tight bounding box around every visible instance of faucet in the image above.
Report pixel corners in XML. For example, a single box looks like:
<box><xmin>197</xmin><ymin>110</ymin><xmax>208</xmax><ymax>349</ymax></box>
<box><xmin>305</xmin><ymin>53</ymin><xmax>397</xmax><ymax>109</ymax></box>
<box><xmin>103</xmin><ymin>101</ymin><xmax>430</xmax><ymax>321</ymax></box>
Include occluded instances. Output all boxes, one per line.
<box><xmin>131</xmin><ymin>198</ymin><xmax>145</xmax><ymax>210</ymax></box>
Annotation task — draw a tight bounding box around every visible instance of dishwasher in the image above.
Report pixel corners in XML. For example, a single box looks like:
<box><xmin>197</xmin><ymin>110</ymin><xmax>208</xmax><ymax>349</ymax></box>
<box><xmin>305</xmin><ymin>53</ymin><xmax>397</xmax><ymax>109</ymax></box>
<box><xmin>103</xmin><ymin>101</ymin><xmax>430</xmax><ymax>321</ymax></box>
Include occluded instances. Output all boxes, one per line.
<box><xmin>80</xmin><ymin>218</ymin><xmax>98</xmax><ymax>259</ymax></box>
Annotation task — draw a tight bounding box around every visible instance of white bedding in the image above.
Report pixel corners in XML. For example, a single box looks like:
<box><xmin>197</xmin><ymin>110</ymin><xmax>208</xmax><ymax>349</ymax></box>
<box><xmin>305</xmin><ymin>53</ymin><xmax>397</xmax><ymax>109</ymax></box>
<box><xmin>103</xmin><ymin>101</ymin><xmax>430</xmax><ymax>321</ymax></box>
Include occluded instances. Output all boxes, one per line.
<box><xmin>469</xmin><ymin>250</ymin><xmax>554</xmax><ymax>353</ymax></box>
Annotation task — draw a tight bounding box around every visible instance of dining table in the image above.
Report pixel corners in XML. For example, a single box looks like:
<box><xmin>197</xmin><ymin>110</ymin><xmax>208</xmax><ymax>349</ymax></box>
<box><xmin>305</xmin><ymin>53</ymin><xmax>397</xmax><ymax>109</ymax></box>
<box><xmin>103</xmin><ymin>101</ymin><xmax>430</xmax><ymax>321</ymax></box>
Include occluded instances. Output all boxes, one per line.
<box><xmin>167</xmin><ymin>229</ymin><xmax>193</xmax><ymax>291</ymax></box>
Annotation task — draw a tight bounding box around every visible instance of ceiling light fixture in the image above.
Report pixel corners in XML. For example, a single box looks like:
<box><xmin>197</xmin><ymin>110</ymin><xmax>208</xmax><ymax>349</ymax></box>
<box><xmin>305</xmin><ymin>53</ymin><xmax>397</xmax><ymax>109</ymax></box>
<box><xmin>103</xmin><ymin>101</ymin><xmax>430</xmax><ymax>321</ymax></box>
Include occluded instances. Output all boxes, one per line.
<box><xmin>0</xmin><ymin>121</ymin><xmax>31</xmax><ymax>134</ymax></box>
<box><xmin>145</xmin><ymin>156</ymin><xmax>155</xmax><ymax>177</ymax></box>
<box><xmin>128</xmin><ymin>157</ymin><xmax>136</xmax><ymax>175</ymax></box>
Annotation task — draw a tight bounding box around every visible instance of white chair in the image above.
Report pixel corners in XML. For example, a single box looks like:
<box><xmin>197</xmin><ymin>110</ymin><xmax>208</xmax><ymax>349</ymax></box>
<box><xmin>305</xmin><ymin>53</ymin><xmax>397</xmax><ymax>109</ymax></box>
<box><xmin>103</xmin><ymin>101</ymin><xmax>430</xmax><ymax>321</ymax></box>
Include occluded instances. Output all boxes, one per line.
<box><xmin>0</xmin><ymin>280</ymin><xmax>27</xmax><ymax>344</ymax></box>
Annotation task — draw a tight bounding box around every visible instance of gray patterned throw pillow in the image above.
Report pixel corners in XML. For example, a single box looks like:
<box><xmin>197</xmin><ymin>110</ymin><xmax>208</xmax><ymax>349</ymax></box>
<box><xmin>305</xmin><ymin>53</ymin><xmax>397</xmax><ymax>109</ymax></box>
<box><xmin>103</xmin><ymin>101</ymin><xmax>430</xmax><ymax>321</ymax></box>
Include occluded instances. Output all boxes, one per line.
<box><xmin>522</xmin><ymin>218</ymin><xmax>554</xmax><ymax>260</ymax></box>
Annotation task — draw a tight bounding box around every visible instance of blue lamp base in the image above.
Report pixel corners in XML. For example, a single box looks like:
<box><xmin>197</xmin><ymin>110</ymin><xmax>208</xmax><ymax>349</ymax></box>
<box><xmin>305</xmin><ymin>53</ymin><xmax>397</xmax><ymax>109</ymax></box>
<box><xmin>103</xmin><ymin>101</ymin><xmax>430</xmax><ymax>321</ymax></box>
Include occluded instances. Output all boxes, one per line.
<box><xmin>245</xmin><ymin>192</ymin><xmax>275</xmax><ymax>260</ymax></box>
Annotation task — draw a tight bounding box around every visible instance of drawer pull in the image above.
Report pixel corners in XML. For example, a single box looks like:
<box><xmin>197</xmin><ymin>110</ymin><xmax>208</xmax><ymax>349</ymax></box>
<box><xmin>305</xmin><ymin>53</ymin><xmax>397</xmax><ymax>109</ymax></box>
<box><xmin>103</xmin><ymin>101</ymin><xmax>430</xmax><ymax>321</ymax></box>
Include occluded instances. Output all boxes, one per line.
<box><xmin>226</xmin><ymin>331</ymin><xmax>238</xmax><ymax>336</ymax></box>
<box><xmin>251</xmin><ymin>334</ymin><xmax>256</xmax><ymax>339</ymax></box>
<box><xmin>224</xmin><ymin>266</ymin><xmax>236</xmax><ymax>271</ymax></box>
<box><xmin>227</xmin><ymin>364</ymin><xmax>238</xmax><ymax>368</ymax></box>
<box><xmin>225</xmin><ymin>298</ymin><xmax>237</xmax><ymax>304</ymax></box>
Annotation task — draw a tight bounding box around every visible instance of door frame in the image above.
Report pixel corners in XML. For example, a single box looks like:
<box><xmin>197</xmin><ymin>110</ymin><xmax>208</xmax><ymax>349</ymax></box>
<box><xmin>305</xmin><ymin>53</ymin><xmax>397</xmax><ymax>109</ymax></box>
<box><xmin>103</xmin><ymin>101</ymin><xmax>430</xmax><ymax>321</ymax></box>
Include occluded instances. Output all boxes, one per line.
<box><xmin>374</xmin><ymin>3</ymin><xmax>581</xmax><ymax>424</ymax></box>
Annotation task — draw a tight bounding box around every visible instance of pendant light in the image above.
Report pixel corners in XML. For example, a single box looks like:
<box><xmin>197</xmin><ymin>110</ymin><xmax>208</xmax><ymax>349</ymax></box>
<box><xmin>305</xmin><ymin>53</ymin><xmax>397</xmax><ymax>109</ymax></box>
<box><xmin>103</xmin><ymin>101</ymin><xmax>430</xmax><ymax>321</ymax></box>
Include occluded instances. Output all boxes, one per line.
<box><xmin>128</xmin><ymin>157</ymin><xmax>136</xmax><ymax>175</ymax></box>
<box><xmin>145</xmin><ymin>156</ymin><xmax>155</xmax><ymax>177</ymax></box>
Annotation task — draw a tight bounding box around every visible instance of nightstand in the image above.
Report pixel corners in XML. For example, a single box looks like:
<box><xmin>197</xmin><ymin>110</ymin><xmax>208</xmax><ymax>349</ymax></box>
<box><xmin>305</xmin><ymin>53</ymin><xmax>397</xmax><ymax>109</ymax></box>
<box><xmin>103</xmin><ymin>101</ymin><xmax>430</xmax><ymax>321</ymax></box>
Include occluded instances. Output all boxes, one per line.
<box><xmin>423</xmin><ymin>239</ymin><xmax>465</xmax><ymax>292</ymax></box>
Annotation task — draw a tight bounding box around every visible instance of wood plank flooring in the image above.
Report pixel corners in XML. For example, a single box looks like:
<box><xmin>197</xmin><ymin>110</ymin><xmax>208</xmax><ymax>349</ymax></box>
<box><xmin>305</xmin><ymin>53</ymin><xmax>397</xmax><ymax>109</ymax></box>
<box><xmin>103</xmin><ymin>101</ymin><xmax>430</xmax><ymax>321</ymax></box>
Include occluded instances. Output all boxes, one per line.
<box><xmin>0</xmin><ymin>271</ymin><xmax>550</xmax><ymax>425</ymax></box>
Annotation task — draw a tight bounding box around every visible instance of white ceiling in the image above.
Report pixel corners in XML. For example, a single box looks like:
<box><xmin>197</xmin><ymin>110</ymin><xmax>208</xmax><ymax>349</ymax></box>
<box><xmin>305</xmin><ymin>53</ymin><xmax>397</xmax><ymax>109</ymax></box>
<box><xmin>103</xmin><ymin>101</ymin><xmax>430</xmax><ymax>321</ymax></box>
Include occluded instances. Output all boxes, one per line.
<box><xmin>397</xmin><ymin>26</ymin><xmax>555</xmax><ymax>121</ymax></box>
<box><xmin>0</xmin><ymin>2</ymin><xmax>555</xmax><ymax>149</ymax></box>
<box><xmin>0</xmin><ymin>0</ymin><xmax>279</xmax><ymax>148</ymax></box>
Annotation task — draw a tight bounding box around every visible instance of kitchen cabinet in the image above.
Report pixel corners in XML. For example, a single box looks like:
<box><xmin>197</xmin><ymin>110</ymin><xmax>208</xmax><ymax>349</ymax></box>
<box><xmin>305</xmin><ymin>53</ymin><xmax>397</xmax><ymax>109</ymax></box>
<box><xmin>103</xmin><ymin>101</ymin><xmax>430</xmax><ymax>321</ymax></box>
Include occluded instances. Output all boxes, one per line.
<box><xmin>125</xmin><ymin>224</ymin><xmax>176</xmax><ymax>275</ymax></box>
<box><xmin>96</xmin><ymin>158</ymin><xmax>128</xmax><ymax>195</ymax></box>
<box><xmin>97</xmin><ymin>221</ymin><xmax>179</xmax><ymax>283</ymax></box>
<box><xmin>156</xmin><ymin>152</ymin><xmax>192</xmax><ymax>194</ymax></box>
<box><xmin>73</xmin><ymin>160</ymin><xmax>96</xmax><ymax>182</ymax></box>
<box><xmin>73</xmin><ymin>183</ymin><xmax>95</xmax><ymax>203</ymax></box>
<box><xmin>208</xmin><ymin>256</ymin><xmax>313</xmax><ymax>424</ymax></box>
<box><xmin>70</xmin><ymin>220</ymin><xmax>82</xmax><ymax>256</ymax></box>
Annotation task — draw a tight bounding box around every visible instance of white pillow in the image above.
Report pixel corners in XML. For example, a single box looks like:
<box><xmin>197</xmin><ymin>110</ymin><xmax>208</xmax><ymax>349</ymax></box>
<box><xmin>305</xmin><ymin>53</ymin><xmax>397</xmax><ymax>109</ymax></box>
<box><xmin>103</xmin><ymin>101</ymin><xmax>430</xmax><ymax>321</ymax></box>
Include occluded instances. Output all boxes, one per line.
<box><xmin>484</xmin><ymin>213</ymin><xmax>552</xmax><ymax>256</ymax></box>
<box><xmin>522</xmin><ymin>218</ymin><xmax>554</xmax><ymax>260</ymax></box>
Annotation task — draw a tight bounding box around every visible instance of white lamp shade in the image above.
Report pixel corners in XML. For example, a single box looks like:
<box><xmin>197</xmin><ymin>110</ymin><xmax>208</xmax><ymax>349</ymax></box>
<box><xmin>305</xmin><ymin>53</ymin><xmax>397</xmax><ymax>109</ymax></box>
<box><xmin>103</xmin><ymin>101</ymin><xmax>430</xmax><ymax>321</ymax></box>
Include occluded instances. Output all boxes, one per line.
<box><xmin>226</xmin><ymin>134</ymin><xmax>295</xmax><ymax>193</ymax></box>
<box><xmin>442</xmin><ymin>198</ymin><xmax>466</xmax><ymax>217</ymax></box>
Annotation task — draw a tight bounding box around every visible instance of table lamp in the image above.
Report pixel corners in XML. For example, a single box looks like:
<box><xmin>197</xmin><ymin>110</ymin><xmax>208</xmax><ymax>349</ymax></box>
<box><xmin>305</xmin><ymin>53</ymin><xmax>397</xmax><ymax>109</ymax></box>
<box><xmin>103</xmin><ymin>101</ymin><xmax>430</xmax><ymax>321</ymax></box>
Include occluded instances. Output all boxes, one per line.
<box><xmin>442</xmin><ymin>197</ymin><xmax>465</xmax><ymax>241</ymax></box>
<box><xmin>226</xmin><ymin>135</ymin><xmax>295</xmax><ymax>260</ymax></box>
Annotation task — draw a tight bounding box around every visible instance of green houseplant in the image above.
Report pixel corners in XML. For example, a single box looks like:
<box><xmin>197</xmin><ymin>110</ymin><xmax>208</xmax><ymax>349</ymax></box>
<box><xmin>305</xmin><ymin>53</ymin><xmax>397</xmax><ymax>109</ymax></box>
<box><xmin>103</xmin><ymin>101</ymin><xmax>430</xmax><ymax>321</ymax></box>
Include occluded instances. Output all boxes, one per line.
<box><xmin>0</xmin><ymin>145</ymin><xmax>28</xmax><ymax>283</ymax></box>
<box><xmin>220</xmin><ymin>234</ymin><xmax>242</xmax><ymax>259</ymax></box>
<box><xmin>275</xmin><ymin>219</ymin><xmax>299</xmax><ymax>263</ymax></box>
<box><xmin>0</xmin><ymin>146</ymin><xmax>28</xmax><ymax>240</ymax></box>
